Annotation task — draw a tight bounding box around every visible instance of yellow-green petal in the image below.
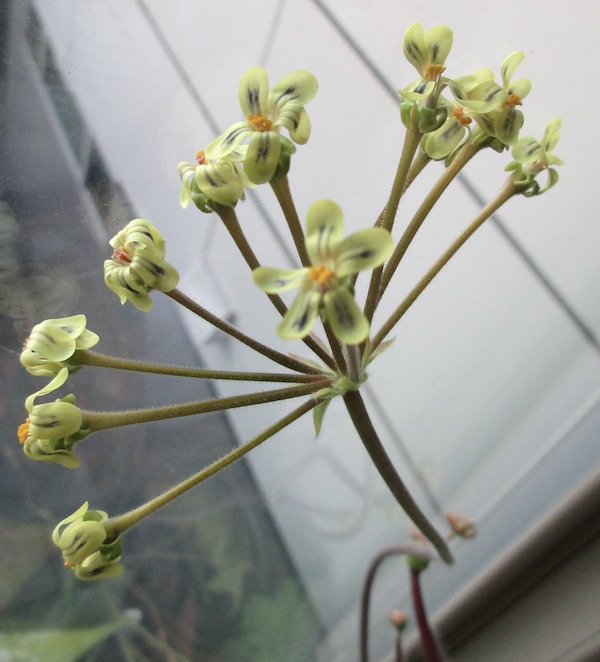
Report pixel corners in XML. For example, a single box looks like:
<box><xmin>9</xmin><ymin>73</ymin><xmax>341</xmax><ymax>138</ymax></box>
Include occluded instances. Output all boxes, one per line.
<box><xmin>335</xmin><ymin>227</ymin><xmax>394</xmax><ymax>277</ymax></box>
<box><xmin>239</xmin><ymin>66</ymin><xmax>269</xmax><ymax>117</ymax></box>
<box><xmin>269</xmin><ymin>70</ymin><xmax>318</xmax><ymax>115</ymax></box>
<box><xmin>244</xmin><ymin>131</ymin><xmax>281</xmax><ymax>184</ymax></box>
<box><xmin>501</xmin><ymin>51</ymin><xmax>525</xmax><ymax>88</ymax></box>
<box><xmin>253</xmin><ymin>266</ymin><xmax>309</xmax><ymax>293</ymax></box>
<box><xmin>276</xmin><ymin>290</ymin><xmax>321</xmax><ymax>339</ymax></box>
<box><xmin>421</xmin><ymin>117</ymin><xmax>467</xmax><ymax>160</ymax></box>
<box><xmin>305</xmin><ymin>198</ymin><xmax>344</xmax><ymax>266</ymax></box>
<box><xmin>206</xmin><ymin>122</ymin><xmax>254</xmax><ymax>160</ymax></box>
<box><xmin>323</xmin><ymin>287</ymin><xmax>369</xmax><ymax>345</ymax></box>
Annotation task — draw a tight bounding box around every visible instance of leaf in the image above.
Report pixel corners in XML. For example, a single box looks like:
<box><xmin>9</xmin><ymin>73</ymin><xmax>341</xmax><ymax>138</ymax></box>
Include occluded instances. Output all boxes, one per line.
<box><xmin>0</xmin><ymin>620</ymin><xmax>126</xmax><ymax>662</ymax></box>
<box><xmin>312</xmin><ymin>399</ymin><xmax>331</xmax><ymax>437</ymax></box>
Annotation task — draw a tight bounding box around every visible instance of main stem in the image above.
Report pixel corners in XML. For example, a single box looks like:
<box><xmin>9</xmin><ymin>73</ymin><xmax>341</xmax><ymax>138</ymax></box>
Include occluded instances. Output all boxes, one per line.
<box><xmin>373</xmin><ymin>177</ymin><xmax>517</xmax><ymax>350</ymax></box>
<box><xmin>105</xmin><ymin>398</ymin><xmax>319</xmax><ymax>536</ymax></box>
<box><xmin>84</xmin><ymin>380</ymin><xmax>330</xmax><ymax>431</ymax></box>
<box><xmin>343</xmin><ymin>390</ymin><xmax>453</xmax><ymax>564</ymax></box>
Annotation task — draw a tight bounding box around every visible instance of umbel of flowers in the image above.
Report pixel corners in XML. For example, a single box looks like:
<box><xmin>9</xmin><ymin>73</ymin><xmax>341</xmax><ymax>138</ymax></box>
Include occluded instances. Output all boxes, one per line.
<box><xmin>17</xmin><ymin>22</ymin><xmax>562</xmax><ymax>582</ymax></box>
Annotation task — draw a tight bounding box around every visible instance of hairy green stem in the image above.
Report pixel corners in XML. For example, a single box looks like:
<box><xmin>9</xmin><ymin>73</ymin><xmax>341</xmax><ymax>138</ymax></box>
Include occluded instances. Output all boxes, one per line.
<box><xmin>343</xmin><ymin>390</ymin><xmax>453</xmax><ymax>564</ymax></box>
<box><xmin>166</xmin><ymin>288</ymin><xmax>320</xmax><ymax>374</ymax></box>
<box><xmin>83</xmin><ymin>380</ymin><xmax>330</xmax><ymax>432</ymax></box>
<box><xmin>373</xmin><ymin>177</ymin><xmax>517</xmax><ymax>350</ymax></box>
<box><xmin>105</xmin><ymin>398</ymin><xmax>319</xmax><ymax>536</ymax></box>
<box><xmin>364</xmin><ymin>121</ymin><xmax>422</xmax><ymax>323</ymax></box>
<box><xmin>378</xmin><ymin>141</ymin><xmax>482</xmax><ymax>303</ymax></box>
<box><xmin>215</xmin><ymin>204</ymin><xmax>262</xmax><ymax>270</ymax></box>
<box><xmin>270</xmin><ymin>175</ymin><xmax>310</xmax><ymax>266</ymax></box>
<box><xmin>76</xmin><ymin>350</ymin><xmax>321</xmax><ymax>383</ymax></box>
<box><xmin>214</xmin><ymin>207</ymin><xmax>337</xmax><ymax>371</ymax></box>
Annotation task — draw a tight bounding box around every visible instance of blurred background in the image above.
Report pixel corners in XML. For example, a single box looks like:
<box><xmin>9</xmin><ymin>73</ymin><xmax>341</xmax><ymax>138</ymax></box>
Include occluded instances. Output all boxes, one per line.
<box><xmin>1</xmin><ymin>1</ymin><xmax>599</xmax><ymax>660</ymax></box>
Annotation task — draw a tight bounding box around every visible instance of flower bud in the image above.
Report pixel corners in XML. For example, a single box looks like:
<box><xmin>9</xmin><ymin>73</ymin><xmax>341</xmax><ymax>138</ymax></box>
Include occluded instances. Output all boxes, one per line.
<box><xmin>445</xmin><ymin>512</ymin><xmax>477</xmax><ymax>539</ymax></box>
<box><xmin>52</xmin><ymin>502</ymin><xmax>109</xmax><ymax>566</ymax></box>
<box><xmin>20</xmin><ymin>314</ymin><xmax>99</xmax><ymax>377</ymax></box>
<box><xmin>104</xmin><ymin>219</ymin><xmax>179</xmax><ymax>311</ymax></box>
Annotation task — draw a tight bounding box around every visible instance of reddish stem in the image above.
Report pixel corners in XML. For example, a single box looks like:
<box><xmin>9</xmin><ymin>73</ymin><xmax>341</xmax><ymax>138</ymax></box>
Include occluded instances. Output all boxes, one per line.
<box><xmin>410</xmin><ymin>567</ymin><xmax>445</xmax><ymax>662</ymax></box>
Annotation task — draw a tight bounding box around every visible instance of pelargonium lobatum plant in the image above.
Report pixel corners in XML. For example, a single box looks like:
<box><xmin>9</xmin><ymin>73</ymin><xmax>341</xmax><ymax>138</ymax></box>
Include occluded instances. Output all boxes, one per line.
<box><xmin>17</xmin><ymin>23</ymin><xmax>561</xmax><ymax>656</ymax></box>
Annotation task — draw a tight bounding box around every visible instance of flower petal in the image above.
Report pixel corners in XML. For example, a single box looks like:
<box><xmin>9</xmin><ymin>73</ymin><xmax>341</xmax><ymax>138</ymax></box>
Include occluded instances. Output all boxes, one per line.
<box><xmin>426</xmin><ymin>25</ymin><xmax>453</xmax><ymax>65</ymax></box>
<box><xmin>501</xmin><ymin>51</ymin><xmax>525</xmax><ymax>88</ymax></box>
<box><xmin>244</xmin><ymin>131</ymin><xmax>281</xmax><ymax>184</ymax></box>
<box><xmin>335</xmin><ymin>228</ymin><xmax>394</xmax><ymax>277</ymax></box>
<box><xmin>421</xmin><ymin>117</ymin><xmax>467</xmax><ymax>160</ymax></box>
<box><xmin>269</xmin><ymin>70</ymin><xmax>318</xmax><ymax>117</ymax></box>
<box><xmin>496</xmin><ymin>107</ymin><xmax>524</xmax><ymax>146</ymax></box>
<box><xmin>195</xmin><ymin>162</ymin><xmax>245</xmax><ymax>206</ymax></box>
<box><xmin>323</xmin><ymin>287</ymin><xmax>369</xmax><ymax>345</ymax></box>
<box><xmin>28</xmin><ymin>400</ymin><xmax>83</xmax><ymax>440</ymax></box>
<box><xmin>25</xmin><ymin>367</ymin><xmax>69</xmax><ymax>412</ymax></box>
<box><xmin>403</xmin><ymin>23</ymin><xmax>428</xmax><ymax>73</ymax></box>
<box><xmin>239</xmin><ymin>66</ymin><xmax>269</xmax><ymax>117</ymax></box>
<box><xmin>206</xmin><ymin>122</ymin><xmax>254</xmax><ymax>160</ymax></box>
<box><xmin>276</xmin><ymin>290</ymin><xmax>321</xmax><ymax>339</ymax></box>
<box><xmin>253</xmin><ymin>266</ymin><xmax>309</xmax><ymax>293</ymax></box>
<box><xmin>305</xmin><ymin>199</ymin><xmax>344</xmax><ymax>266</ymax></box>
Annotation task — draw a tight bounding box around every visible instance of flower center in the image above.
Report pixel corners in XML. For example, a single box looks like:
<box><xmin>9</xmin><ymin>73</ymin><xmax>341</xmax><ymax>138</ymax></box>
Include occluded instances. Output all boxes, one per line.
<box><xmin>112</xmin><ymin>247</ymin><xmax>132</xmax><ymax>264</ymax></box>
<box><xmin>424</xmin><ymin>64</ymin><xmax>445</xmax><ymax>81</ymax></box>
<box><xmin>247</xmin><ymin>113</ymin><xmax>273</xmax><ymax>132</ymax></box>
<box><xmin>452</xmin><ymin>107</ymin><xmax>472</xmax><ymax>126</ymax></box>
<box><xmin>308</xmin><ymin>264</ymin><xmax>335</xmax><ymax>286</ymax></box>
<box><xmin>18</xmin><ymin>419</ymin><xmax>30</xmax><ymax>444</ymax></box>
<box><xmin>504</xmin><ymin>92</ymin><xmax>522</xmax><ymax>107</ymax></box>
<box><xmin>196</xmin><ymin>149</ymin><xmax>206</xmax><ymax>165</ymax></box>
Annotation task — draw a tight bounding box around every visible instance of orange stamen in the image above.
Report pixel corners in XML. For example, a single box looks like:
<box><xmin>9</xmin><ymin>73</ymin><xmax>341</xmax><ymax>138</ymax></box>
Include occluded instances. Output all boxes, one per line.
<box><xmin>112</xmin><ymin>247</ymin><xmax>132</xmax><ymax>264</ymax></box>
<box><xmin>452</xmin><ymin>107</ymin><xmax>472</xmax><ymax>126</ymax></box>
<box><xmin>424</xmin><ymin>63</ymin><xmax>445</xmax><ymax>81</ymax></box>
<box><xmin>18</xmin><ymin>419</ymin><xmax>30</xmax><ymax>444</ymax></box>
<box><xmin>308</xmin><ymin>264</ymin><xmax>335</xmax><ymax>285</ymax></box>
<box><xmin>247</xmin><ymin>113</ymin><xmax>273</xmax><ymax>132</ymax></box>
<box><xmin>196</xmin><ymin>149</ymin><xmax>206</xmax><ymax>165</ymax></box>
<box><xmin>504</xmin><ymin>92</ymin><xmax>522</xmax><ymax>107</ymax></box>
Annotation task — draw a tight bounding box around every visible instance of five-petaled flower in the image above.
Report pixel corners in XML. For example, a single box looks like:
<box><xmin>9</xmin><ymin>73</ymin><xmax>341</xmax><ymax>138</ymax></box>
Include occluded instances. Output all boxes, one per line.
<box><xmin>253</xmin><ymin>199</ymin><xmax>393</xmax><ymax>344</ymax></box>
<box><xmin>206</xmin><ymin>66</ymin><xmax>318</xmax><ymax>184</ymax></box>
<box><xmin>104</xmin><ymin>218</ymin><xmax>179</xmax><ymax>312</ymax></box>
<box><xmin>420</xmin><ymin>71</ymin><xmax>506</xmax><ymax>159</ymax></box>
<box><xmin>18</xmin><ymin>367</ymin><xmax>86</xmax><ymax>468</ymax></box>
<box><xmin>472</xmin><ymin>51</ymin><xmax>532</xmax><ymax>147</ymax></box>
<box><xmin>506</xmin><ymin>117</ymin><xmax>563</xmax><ymax>195</ymax></box>
<box><xmin>399</xmin><ymin>23</ymin><xmax>454</xmax><ymax>102</ymax></box>
<box><xmin>52</xmin><ymin>502</ymin><xmax>123</xmax><ymax>581</ymax></box>
<box><xmin>177</xmin><ymin>148</ymin><xmax>251</xmax><ymax>209</ymax></box>
<box><xmin>20</xmin><ymin>314</ymin><xmax>99</xmax><ymax>377</ymax></box>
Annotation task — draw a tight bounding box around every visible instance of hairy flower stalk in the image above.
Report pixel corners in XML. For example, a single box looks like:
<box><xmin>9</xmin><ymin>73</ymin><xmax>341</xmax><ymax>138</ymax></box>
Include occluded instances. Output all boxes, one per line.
<box><xmin>77</xmin><ymin>350</ymin><xmax>323</xmax><ymax>383</ymax></box>
<box><xmin>103</xmin><ymin>398</ymin><xmax>320</xmax><ymax>538</ymax></box>
<box><xmin>82</xmin><ymin>380</ymin><xmax>331</xmax><ymax>433</ymax></box>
